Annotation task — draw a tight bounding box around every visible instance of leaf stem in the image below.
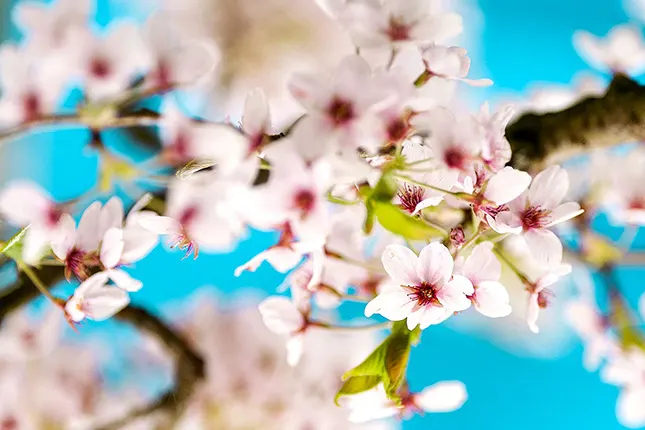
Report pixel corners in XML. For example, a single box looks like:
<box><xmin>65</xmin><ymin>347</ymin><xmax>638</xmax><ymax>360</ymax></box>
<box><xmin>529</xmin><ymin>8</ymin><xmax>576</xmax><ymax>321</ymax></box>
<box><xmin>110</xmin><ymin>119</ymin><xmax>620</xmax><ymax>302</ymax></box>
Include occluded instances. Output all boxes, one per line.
<box><xmin>18</xmin><ymin>263</ymin><xmax>60</xmax><ymax>305</ymax></box>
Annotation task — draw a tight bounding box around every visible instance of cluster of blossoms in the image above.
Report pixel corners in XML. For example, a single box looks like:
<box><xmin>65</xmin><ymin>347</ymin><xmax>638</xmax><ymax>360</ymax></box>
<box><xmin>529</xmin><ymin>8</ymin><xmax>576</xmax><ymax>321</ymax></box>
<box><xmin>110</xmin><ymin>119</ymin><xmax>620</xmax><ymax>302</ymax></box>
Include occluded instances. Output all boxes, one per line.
<box><xmin>0</xmin><ymin>0</ymin><xmax>595</xmax><ymax>426</ymax></box>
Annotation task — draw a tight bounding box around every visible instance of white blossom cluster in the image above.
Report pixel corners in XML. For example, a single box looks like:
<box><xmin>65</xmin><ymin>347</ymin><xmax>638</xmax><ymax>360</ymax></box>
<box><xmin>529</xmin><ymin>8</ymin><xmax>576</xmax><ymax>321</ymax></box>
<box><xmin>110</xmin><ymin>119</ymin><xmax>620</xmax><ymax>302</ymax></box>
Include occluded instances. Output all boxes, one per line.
<box><xmin>0</xmin><ymin>0</ymin><xmax>591</xmax><ymax>426</ymax></box>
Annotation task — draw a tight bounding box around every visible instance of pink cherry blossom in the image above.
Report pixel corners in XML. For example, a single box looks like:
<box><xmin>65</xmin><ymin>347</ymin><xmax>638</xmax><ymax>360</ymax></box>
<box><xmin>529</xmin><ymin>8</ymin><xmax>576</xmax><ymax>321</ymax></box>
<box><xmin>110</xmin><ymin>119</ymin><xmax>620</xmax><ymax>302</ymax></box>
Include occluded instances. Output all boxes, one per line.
<box><xmin>477</xmin><ymin>102</ymin><xmax>514</xmax><ymax>172</ymax></box>
<box><xmin>64</xmin><ymin>272</ymin><xmax>130</xmax><ymax>323</ymax></box>
<box><xmin>142</xmin><ymin>13</ymin><xmax>220</xmax><ymax>91</ymax></box>
<box><xmin>242</xmin><ymin>88</ymin><xmax>274</xmax><ymax>153</ymax></box>
<box><xmin>456</xmin><ymin>242</ymin><xmax>512</xmax><ymax>318</ymax></box>
<box><xmin>411</xmin><ymin>108</ymin><xmax>484</xmax><ymax>174</ymax></box>
<box><xmin>13</xmin><ymin>0</ymin><xmax>93</xmax><ymax>55</ymax></box>
<box><xmin>601</xmin><ymin>349</ymin><xmax>645</xmax><ymax>428</ymax></box>
<box><xmin>0</xmin><ymin>44</ymin><xmax>68</xmax><ymax>127</ymax></box>
<box><xmin>67</xmin><ymin>21</ymin><xmax>151</xmax><ymax>100</ymax></box>
<box><xmin>565</xmin><ymin>299</ymin><xmax>617</xmax><ymax>371</ymax></box>
<box><xmin>258</xmin><ymin>296</ymin><xmax>308</xmax><ymax>366</ymax></box>
<box><xmin>487</xmin><ymin>165</ymin><xmax>584</xmax><ymax>266</ymax></box>
<box><xmin>397</xmin><ymin>140</ymin><xmax>459</xmax><ymax>214</ymax></box>
<box><xmin>99</xmin><ymin>227</ymin><xmax>143</xmax><ymax>292</ymax></box>
<box><xmin>526</xmin><ymin>262</ymin><xmax>572</xmax><ymax>333</ymax></box>
<box><xmin>365</xmin><ymin>242</ymin><xmax>473</xmax><ymax>330</ymax></box>
<box><xmin>0</xmin><ymin>181</ymin><xmax>66</xmax><ymax>265</ymax></box>
<box><xmin>288</xmin><ymin>55</ymin><xmax>391</xmax><ymax>160</ymax></box>
<box><xmin>337</xmin><ymin>0</ymin><xmax>463</xmax><ymax>48</ymax></box>
<box><xmin>574</xmin><ymin>24</ymin><xmax>645</xmax><ymax>75</ymax></box>
<box><xmin>603</xmin><ymin>148</ymin><xmax>645</xmax><ymax>226</ymax></box>
<box><xmin>0</xmin><ymin>308</ymin><xmax>62</xmax><ymax>362</ymax></box>
<box><xmin>420</xmin><ymin>44</ymin><xmax>492</xmax><ymax>87</ymax></box>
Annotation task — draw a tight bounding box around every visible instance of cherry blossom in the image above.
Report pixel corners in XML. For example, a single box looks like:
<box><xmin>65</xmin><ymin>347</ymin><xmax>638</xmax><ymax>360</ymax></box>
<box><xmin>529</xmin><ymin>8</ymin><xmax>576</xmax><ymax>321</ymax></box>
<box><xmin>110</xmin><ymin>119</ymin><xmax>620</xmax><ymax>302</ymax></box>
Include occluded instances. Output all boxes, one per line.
<box><xmin>603</xmin><ymin>148</ymin><xmax>645</xmax><ymax>225</ymax></box>
<box><xmin>487</xmin><ymin>165</ymin><xmax>584</xmax><ymax>266</ymax></box>
<box><xmin>68</xmin><ymin>21</ymin><xmax>151</xmax><ymax>100</ymax></box>
<box><xmin>0</xmin><ymin>44</ymin><xmax>68</xmax><ymax>127</ymax></box>
<box><xmin>0</xmin><ymin>308</ymin><xmax>62</xmax><ymax>362</ymax></box>
<box><xmin>258</xmin><ymin>296</ymin><xmax>308</xmax><ymax>366</ymax></box>
<box><xmin>477</xmin><ymin>102</ymin><xmax>514</xmax><ymax>172</ymax></box>
<box><xmin>574</xmin><ymin>24</ymin><xmax>645</xmax><ymax>75</ymax></box>
<box><xmin>345</xmin><ymin>381</ymin><xmax>467</xmax><ymax>423</ymax></box>
<box><xmin>365</xmin><ymin>242</ymin><xmax>473</xmax><ymax>330</ymax></box>
<box><xmin>98</xmin><ymin>228</ymin><xmax>143</xmax><ymax>292</ymax></box>
<box><xmin>455</xmin><ymin>242</ymin><xmax>512</xmax><ymax>318</ymax></box>
<box><xmin>412</xmin><ymin>108</ymin><xmax>484</xmax><ymax>174</ymax></box>
<box><xmin>288</xmin><ymin>55</ymin><xmax>391</xmax><ymax>160</ymax></box>
<box><xmin>601</xmin><ymin>349</ymin><xmax>645</xmax><ymax>428</ymax></box>
<box><xmin>242</xmin><ymin>88</ymin><xmax>274</xmax><ymax>153</ymax></box>
<box><xmin>336</xmin><ymin>0</ymin><xmax>463</xmax><ymax>48</ymax></box>
<box><xmin>0</xmin><ymin>181</ymin><xmax>67</xmax><ymax>265</ymax></box>
<box><xmin>420</xmin><ymin>44</ymin><xmax>493</xmax><ymax>87</ymax></box>
<box><xmin>139</xmin><ymin>176</ymin><xmax>247</xmax><ymax>257</ymax></box>
<box><xmin>525</xmin><ymin>262</ymin><xmax>572</xmax><ymax>333</ymax></box>
<box><xmin>12</xmin><ymin>0</ymin><xmax>93</xmax><ymax>55</ymax></box>
<box><xmin>565</xmin><ymin>300</ymin><xmax>617</xmax><ymax>371</ymax></box>
<box><xmin>397</xmin><ymin>140</ymin><xmax>459</xmax><ymax>214</ymax></box>
<box><xmin>64</xmin><ymin>272</ymin><xmax>130</xmax><ymax>323</ymax></box>
<box><xmin>142</xmin><ymin>13</ymin><xmax>220</xmax><ymax>90</ymax></box>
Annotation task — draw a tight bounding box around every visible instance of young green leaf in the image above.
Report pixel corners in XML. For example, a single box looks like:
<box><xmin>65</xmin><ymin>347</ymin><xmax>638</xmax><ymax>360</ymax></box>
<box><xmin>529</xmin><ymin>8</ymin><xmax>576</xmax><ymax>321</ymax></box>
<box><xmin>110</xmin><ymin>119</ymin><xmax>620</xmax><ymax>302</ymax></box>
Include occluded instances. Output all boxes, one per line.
<box><xmin>373</xmin><ymin>202</ymin><xmax>443</xmax><ymax>240</ymax></box>
<box><xmin>334</xmin><ymin>375</ymin><xmax>381</xmax><ymax>406</ymax></box>
<box><xmin>0</xmin><ymin>227</ymin><xmax>28</xmax><ymax>263</ymax></box>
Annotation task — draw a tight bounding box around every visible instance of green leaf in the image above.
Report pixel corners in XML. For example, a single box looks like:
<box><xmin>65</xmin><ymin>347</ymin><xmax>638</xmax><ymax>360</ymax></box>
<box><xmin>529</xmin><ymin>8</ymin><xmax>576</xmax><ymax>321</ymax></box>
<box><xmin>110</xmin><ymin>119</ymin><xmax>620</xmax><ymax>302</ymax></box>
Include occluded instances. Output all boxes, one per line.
<box><xmin>176</xmin><ymin>159</ymin><xmax>215</xmax><ymax>179</ymax></box>
<box><xmin>370</xmin><ymin>173</ymin><xmax>398</xmax><ymax>203</ymax></box>
<box><xmin>0</xmin><ymin>227</ymin><xmax>28</xmax><ymax>263</ymax></box>
<box><xmin>373</xmin><ymin>202</ymin><xmax>443</xmax><ymax>240</ymax></box>
<box><xmin>334</xmin><ymin>376</ymin><xmax>381</xmax><ymax>405</ymax></box>
<box><xmin>336</xmin><ymin>321</ymin><xmax>419</xmax><ymax>405</ymax></box>
<box><xmin>363</xmin><ymin>199</ymin><xmax>376</xmax><ymax>234</ymax></box>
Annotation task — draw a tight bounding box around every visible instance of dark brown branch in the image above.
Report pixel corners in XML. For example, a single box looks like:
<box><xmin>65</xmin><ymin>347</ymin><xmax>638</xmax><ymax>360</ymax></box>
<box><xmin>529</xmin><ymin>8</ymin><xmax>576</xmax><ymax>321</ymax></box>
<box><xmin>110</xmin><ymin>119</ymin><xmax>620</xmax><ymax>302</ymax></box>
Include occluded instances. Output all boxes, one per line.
<box><xmin>0</xmin><ymin>266</ymin><xmax>204</xmax><ymax>430</ymax></box>
<box><xmin>507</xmin><ymin>73</ymin><xmax>645</xmax><ymax>171</ymax></box>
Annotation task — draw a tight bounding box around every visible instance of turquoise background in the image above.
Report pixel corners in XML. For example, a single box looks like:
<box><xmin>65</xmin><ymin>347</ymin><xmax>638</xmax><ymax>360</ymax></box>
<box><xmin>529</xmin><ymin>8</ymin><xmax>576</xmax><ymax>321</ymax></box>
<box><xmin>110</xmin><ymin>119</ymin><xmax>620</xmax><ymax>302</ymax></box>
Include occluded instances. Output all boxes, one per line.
<box><xmin>1</xmin><ymin>0</ymin><xmax>643</xmax><ymax>429</ymax></box>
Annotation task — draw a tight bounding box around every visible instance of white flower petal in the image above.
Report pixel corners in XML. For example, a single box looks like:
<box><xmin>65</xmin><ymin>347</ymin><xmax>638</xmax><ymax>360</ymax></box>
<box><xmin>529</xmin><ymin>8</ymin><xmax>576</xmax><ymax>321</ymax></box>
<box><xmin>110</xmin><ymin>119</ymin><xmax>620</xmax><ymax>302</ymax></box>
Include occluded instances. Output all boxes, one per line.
<box><xmin>416</xmin><ymin>242</ymin><xmax>453</xmax><ymax>286</ymax></box>
<box><xmin>364</xmin><ymin>287</ymin><xmax>415</xmax><ymax>321</ymax></box>
<box><xmin>414</xmin><ymin>381</ymin><xmax>468</xmax><ymax>413</ymax></box>
<box><xmin>50</xmin><ymin>214</ymin><xmax>75</xmax><ymax>260</ymax></box>
<box><xmin>76</xmin><ymin>201</ymin><xmax>102</xmax><ymax>252</ymax></box>
<box><xmin>100</xmin><ymin>227</ymin><xmax>124</xmax><ymax>269</ymax></box>
<box><xmin>484</xmin><ymin>167</ymin><xmax>531</xmax><ymax>205</ymax></box>
<box><xmin>547</xmin><ymin>202</ymin><xmax>584</xmax><ymax>226</ymax></box>
<box><xmin>460</xmin><ymin>242</ymin><xmax>501</xmax><ymax>285</ymax></box>
<box><xmin>524</xmin><ymin>228</ymin><xmax>563</xmax><ymax>267</ymax></box>
<box><xmin>286</xmin><ymin>334</ymin><xmax>304</xmax><ymax>367</ymax></box>
<box><xmin>617</xmin><ymin>388</ymin><xmax>645</xmax><ymax>428</ymax></box>
<box><xmin>528</xmin><ymin>165</ymin><xmax>569</xmax><ymax>209</ymax></box>
<box><xmin>437</xmin><ymin>275</ymin><xmax>473</xmax><ymax>312</ymax></box>
<box><xmin>258</xmin><ymin>296</ymin><xmax>305</xmax><ymax>335</ymax></box>
<box><xmin>381</xmin><ymin>244</ymin><xmax>421</xmax><ymax>286</ymax></box>
<box><xmin>474</xmin><ymin>281</ymin><xmax>512</xmax><ymax>318</ymax></box>
<box><xmin>106</xmin><ymin>268</ymin><xmax>142</xmax><ymax>292</ymax></box>
<box><xmin>242</xmin><ymin>88</ymin><xmax>270</xmax><ymax>137</ymax></box>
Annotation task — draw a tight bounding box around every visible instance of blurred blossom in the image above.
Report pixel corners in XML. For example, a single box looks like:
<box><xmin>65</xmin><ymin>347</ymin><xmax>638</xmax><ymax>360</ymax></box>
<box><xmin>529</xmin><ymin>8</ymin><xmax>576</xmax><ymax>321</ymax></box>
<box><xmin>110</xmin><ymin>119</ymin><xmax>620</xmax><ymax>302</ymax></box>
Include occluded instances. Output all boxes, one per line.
<box><xmin>574</xmin><ymin>25</ymin><xmax>645</xmax><ymax>75</ymax></box>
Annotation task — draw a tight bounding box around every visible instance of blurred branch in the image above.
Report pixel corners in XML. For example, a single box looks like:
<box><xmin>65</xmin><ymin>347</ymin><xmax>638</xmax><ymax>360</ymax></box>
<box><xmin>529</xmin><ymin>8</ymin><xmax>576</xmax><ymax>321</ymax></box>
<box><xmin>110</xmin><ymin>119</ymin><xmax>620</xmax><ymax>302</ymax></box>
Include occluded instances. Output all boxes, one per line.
<box><xmin>0</xmin><ymin>265</ymin><xmax>205</xmax><ymax>429</ymax></box>
<box><xmin>507</xmin><ymin>73</ymin><xmax>645</xmax><ymax>171</ymax></box>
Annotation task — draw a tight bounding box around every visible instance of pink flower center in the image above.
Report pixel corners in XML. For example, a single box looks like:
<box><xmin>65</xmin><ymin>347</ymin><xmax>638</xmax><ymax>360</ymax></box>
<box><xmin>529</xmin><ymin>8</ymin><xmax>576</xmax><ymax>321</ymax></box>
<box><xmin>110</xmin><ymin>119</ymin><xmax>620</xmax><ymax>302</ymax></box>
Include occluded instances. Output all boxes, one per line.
<box><xmin>22</xmin><ymin>92</ymin><xmax>41</xmax><ymax>123</ymax></box>
<box><xmin>164</xmin><ymin>130</ymin><xmax>191</xmax><ymax>165</ymax></box>
<box><xmin>89</xmin><ymin>57</ymin><xmax>111</xmax><ymax>79</ymax></box>
<box><xmin>0</xmin><ymin>417</ymin><xmax>17</xmax><ymax>430</ymax></box>
<box><xmin>628</xmin><ymin>198</ymin><xmax>645</xmax><ymax>211</ymax></box>
<box><xmin>293</xmin><ymin>189</ymin><xmax>316</xmax><ymax>218</ymax></box>
<box><xmin>65</xmin><ymin>248</ymin><xmax>88</xmax><ymax>280</ymax></box>
<box><xmin>46</xmin><ymin>206</ymin><xmax>63</xmax><ymax>227</ymax></box>
<box><xmin>327</xmin><ymin>97</ymin><xmax>355</xmax><ymax>127</ymax></box>
<box><xmin>152</xmin><ymin>59</ymin><xmax>173</xmax><ymax>90</ymax></box>
<box><xmin>386</xmin><ymin>17</ymin><xmax>411</xmax><ymax>41</ymax></box>
<box><xmin>407</xmin><ymin>282</ymin><xmax>441</xmax><ymax>307</ymax></box>
<box><xmin>520</xmin><ymin>205</ymin><xmax>550</xmax><ymax>230</ymax></box>
<box><xmin>537</xmin><ymin>289</ymin><xmax>554</xmax><ymax>309</ymax></box>
<box><xmin>387</xmin><ymin>117</ymin><xmax>410</xmax><ymax>142</ymax></box>
<box><xmin>173</xmin><ymin>207</ymin><xmax>199</xmax><ymax>259</ymax></box>
<box><xmin>397</xmin><ymin>183</ymin><xmax>425</xmax><ymax>214</ymax></box>
<box><xmin>444</xmin><ymin>147</ymin><xmax>467</xmax><ymax>170</ymax></box>
<box><xmin>20</xmin><ymin>330</ymin><xmax>37</xmax><ymax>349</ymax></box>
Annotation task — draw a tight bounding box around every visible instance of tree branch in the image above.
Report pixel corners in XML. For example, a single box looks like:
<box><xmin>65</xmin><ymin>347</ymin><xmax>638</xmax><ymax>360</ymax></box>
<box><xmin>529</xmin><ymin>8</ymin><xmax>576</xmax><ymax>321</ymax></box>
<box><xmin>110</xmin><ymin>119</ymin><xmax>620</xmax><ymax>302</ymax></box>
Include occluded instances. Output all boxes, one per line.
<box><xmin>506</xmin><ymin>73</ymin><xmax>645</xmax><ymax>170</ymax></box>
<box><xmin>0</xmin><ymin>266</ymin><xmax>205</xmax><ymax>429</ymax></box>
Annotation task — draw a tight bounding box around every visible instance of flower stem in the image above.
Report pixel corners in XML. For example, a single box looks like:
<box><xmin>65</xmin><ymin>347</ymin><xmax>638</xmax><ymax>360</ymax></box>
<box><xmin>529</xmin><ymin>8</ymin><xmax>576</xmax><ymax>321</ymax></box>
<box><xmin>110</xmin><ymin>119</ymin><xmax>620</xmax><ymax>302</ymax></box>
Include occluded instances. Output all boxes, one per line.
<box><xmin>492</xmin><ymin>247</ymin><xmax>531</xmax><ymax>285</ymax></box>
<box><xmin>326</xmin><ymin>250</ymin><xmax>384</xmax><ymax>274</ymax></box>
<box><xmin>341</xmin><ymin>294</ymin><xmax>374</xmax><ymax>303</ymax></box>
<box><xmin>19</xmin><ymin>263</ymin><xmax>60</xmax><ymax>305</ymax></box>
<box><xmin>311</xmin><ymin>320</ymin><xmax>392</xmax><ymax>331</ymax></box>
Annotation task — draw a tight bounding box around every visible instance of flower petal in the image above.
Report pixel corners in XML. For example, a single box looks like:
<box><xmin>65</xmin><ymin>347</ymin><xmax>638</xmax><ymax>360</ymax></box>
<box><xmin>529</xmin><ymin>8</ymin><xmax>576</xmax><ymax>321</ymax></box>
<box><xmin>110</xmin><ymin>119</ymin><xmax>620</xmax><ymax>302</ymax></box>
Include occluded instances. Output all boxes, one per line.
<box><xmin>106</xmin><ymin>268</ymin><xmax>142</xmax><ymax>292</ymax></box>
<box><xmin>381</xmin><ymin>244</ymin><xmax>421</xmax><ymax>286</ymax></box>
<box><xmin>0</xmin><ymin>181</ymin><xmax>53</xmax><ymax>226</ymax></box>
<box><xmin>437</xmin><ymin>275</ymin><xmax>473</xmax><ymax>311</ymax></box>
<box><xmin>474</xmin><ymin>281</ymin><xmax>512</xmax><ymax>318</ymax></box>
<box><xmin>528</xmin><ymin>165</ymin><xmax>569</xmax><ymax>209</ymax></box>
<box><xmin>484</xmin><ymin>167</ymin><xmax>531</xmax><ymax>205</ymax></box>
<box><xmin>100</xmin><ymin>227</ymin><xmax>124</xmax><ymax>269</ymax></box>
<box><xmin>242</xmin><ymin>88</ymin><xmax>270</xmax><ymax>137</ymax></box>
<box><xmin>416</xmin><ymin>242</ymin><xmax>453</xmax><ymax>286</ymax></box>
<box><xmin>460</xmin><ymin>242</ymin><xmax>501</xmax><ymax>285</ymax></box>
<box><xmin>524</xmin><ymin>228</ymin><xmax>563</xmax><ymax>267</ymax></box>
<box><xmin>258</xmin><ymin>296</ymin><xmax>305</xmax><ymax>335</ymax></box>
<box><xmin>547</xmin><ymin>201</ymin><xmax>584</xmax><ymax>226</ymax></box>
<box><xmin>76</xmin><ymin>201</ymin><xmax>102</xmax><ymax>252</ymax></box>
<box><xmin>414</xmin><ymin>381</ymin><xmax>468</xmax><ymax>413</ymax></box>
<box><xmin>50</xmin><ymin>214</ymin><xmax>76</xmax><ymax>261</ymax></box>
<box><xmin>364</xmin><ymin>286</ymin><xmax>415</xmax><ymax>321</ymax></box>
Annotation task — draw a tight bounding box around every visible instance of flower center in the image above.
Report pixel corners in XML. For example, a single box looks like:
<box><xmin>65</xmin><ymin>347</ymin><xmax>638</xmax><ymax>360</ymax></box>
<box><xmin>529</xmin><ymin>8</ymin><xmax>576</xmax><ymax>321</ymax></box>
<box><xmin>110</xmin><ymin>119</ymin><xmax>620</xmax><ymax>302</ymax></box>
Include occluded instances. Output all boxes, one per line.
<box><xmin>0</xmin><ymin>417</ymin><xmax>17</xmax><ymax>430</ymax></box>
<box><xmin>521</xmin><ymin>205</ymin><xmax>550</xmax><ymax>230</ymax></box>
<box><xmin>537</xmin><ymin>289</ymin><xmax>554</xmax><ymax>309</ymax></box>
<box><xmin>327</xmin><ymin>97</ymin><xmax>355</xmax><ymax>126</ymax></box>
<box><xmin>387</xmin><ymin>117</ymin><xmax>410</xmax><ymax>142</ymax></box>
<box><xmin>444</xmin><ymin>147</ymin><xmax>467</xmax><ymax>170</ymax></box>
<box><xmin>46</xmin><ymin>206</ymin><xmax>63</xmax><ymax>227</ymax></box>
<box><xmin>407</xmin><ymin>282</ymin><xmax>441</xmax><ymax>307</ymax></box>
<box><xmin>22</xmin><ymin>92</ymin><xmax>41</xmax><ymax>123</ymax></box>
<box><xmin>165</xmin><ymin>130</ymin><xmax>191</xmax><ymax>165</ymax></box>
<box><xmin>65</xmin><ymin>248</ymin><xmax>88</xmax><ymax>280</ymax></box>
<box><xmin>386</xmin><ymin>17</ymin><xmax>411</xmax><ymax>41</ymax></box>
<box><xmin>628</xmin><ymin>197</ymin><xmax>645</xmax><ymax>211</ymax></box>
<box><xmin>153</xmin><ymin>59</ymin><xmax>172</xmax><ymax>90</ymax></box>
<box><xmin>293</xmin><ymin>189</ymin><xmax>316</xmax><ymax>218</ymax></box>
<box><xmin>398</xmin><ymin>183</ymin><xmax>425</xmax><ymax>214</ymax></box>
<box><xmin>89</xmin><ymin>56</ymin><xmax>111</xmax><ymax>79</ymax></box>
